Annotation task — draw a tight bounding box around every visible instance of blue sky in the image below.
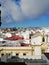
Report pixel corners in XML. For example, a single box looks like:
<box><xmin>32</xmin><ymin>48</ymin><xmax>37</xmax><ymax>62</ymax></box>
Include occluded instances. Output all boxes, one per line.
<box><xmin>1</xmin><ymin>15</ymin><xmax>49</xmax><ymax>28</ymax></box>
<box><xmin>1</xmin><ymin>0</ymin><xmax>49</xmax><ymax>28</ymax></box>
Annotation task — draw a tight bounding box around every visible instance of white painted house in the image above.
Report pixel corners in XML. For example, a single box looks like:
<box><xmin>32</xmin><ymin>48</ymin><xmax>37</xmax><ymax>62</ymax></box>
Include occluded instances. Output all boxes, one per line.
<box><xmin>31</xmin><ymin>32</ymin><xmax>42</xmax><ymax>45</ymax></box>
<box><xmin>0</xmin><ymin>38</ymin><xmax>3</xmax><ymax>41</ymax></box>
<box><xmin>5</xmin><ymin>32</ymin><xmax>12</xmax><ymax>37</ymax></box>
<box><xmin>20</xmin><ymin>30</ymin><xmax>30</xmax><ymax>44</ymax></box>
<box><xmin>48</xmin><ymin>35</ymin><xmax>49</xmax><ymax>43</ymax></box>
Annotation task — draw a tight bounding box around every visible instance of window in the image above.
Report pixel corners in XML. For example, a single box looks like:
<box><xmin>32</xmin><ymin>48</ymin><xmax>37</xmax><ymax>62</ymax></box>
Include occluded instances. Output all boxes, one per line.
<box><xmin>2</xmin><ymin>41</ymin><xmax>6</xmax><ymax>43</ymax></box>
<box><xmin>23</xmin><ymin>53</ymin><xmax>26</xmax><ymax>56</ymax></box>
<box><xmin>8</xmin><ymin>53</ymin><xmax>10</xmax><ymax>56</ymax></box>
<box><xmin>42</xmin><ymin>37</ymin><xmax>45</xmax><ymax>42</ymax></box>
<box><xmin>1</xmin><ymin>53</ymin><xmax>4</xmax><ymax>56</ymax></box>
<box><xmin>16</xmin><ymin>53</ymin><xmax>19</xmax><ymax>56</ymax></box>
<box><xmin>21</xmin><ymin>43</ymin><xmax>24</xmax><ymax>46</ymax></box>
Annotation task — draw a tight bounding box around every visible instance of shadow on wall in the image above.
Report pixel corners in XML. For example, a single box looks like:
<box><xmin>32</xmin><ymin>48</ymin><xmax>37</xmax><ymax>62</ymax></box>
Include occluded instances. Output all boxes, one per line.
<box><xmin>0</xmin><ymin>62</ymin><xmax>26</xmax><ymax>65</ymax></box>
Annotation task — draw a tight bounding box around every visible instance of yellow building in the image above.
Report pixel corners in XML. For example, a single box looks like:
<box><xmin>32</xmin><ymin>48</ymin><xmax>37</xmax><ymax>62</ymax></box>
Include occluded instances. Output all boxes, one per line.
<box><xmin>0</xmin><ymin>31</ymin><xmax>49</xmax><ymax>59</ymax></box>
<box><xmin>0</xmin><ymin>45</ymin><xmax>41</xmax><ymax>59</ymax></box>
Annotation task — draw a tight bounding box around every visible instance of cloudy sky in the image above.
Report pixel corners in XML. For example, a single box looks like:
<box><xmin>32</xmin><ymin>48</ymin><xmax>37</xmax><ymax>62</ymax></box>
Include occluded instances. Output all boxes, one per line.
<box><xmin>0</xmin><ymin>0</ymin><xmax>49</xmax><ymax>28</ymax></box>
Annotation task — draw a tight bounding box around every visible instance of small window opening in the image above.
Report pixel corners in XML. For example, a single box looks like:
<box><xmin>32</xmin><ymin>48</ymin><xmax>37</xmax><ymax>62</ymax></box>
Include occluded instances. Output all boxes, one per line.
<box><xmin>1</xmin><ymin>53</ymin><xmax>4</xmax><ymax>56</ymax></box>
<box><xmin>8</xmin><ymin>53</ymin><xmax>10</xmax><ymax>56</ymax></box>
<box><xmin>23</xmin><ymin>53</ymin><xmax>26</xmax><ymax>56</ymax></box>
<box><xmin>16</xmin><ymin>53</ymin><xmax>19</xmax><ymax>56</ymax></box>
<box><xmin>42</xmin><ymin>37</ymin><xmax>45</xmax><ymax>42</ymax></box>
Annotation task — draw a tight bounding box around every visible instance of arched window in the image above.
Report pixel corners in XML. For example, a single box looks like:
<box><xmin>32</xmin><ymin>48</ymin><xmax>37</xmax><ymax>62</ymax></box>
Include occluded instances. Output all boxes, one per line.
<box><xmin>42</xmin><ymin>37</ymin><xmax>45</xmax><ymax>42</ymax></box>
<box><xmin>23</xmin><ymin>53</ymin><xmax>26</xmax><ymax>56</ymax></box>
<box><xmin>1</xmin><ymin>53</ymin><xmax>4</xmax><ymax>56</ymax></box>
<box><xmin>16</xmin><ymin>53</ymin><xmax>19</xmax><ymax>56</ymax></box>
<box><xmin>8</xmin><ymin>53</ymin><xmax>10</xmax><ymax>56</ymax></box>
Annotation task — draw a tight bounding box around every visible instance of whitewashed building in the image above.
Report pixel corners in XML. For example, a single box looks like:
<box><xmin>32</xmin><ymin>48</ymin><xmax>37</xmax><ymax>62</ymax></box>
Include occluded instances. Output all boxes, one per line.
<box><xmin>5</xmin><ymin>32</ymin><xmax>12</xmax><ymax>37</ymax></box>
<box><xmin>31</xmin><ymin>32</ymin><xmax>42</xmax><ymax>45</ymax></box>
<box><xmin>0</xmin><ymin>38</ymin><xmax>3</xmax><ymax>41</ymax></box>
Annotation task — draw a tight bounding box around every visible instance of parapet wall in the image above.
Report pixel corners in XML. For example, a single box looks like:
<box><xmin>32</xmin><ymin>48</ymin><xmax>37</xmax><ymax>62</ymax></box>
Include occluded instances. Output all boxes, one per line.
<box><xmin>0</xmin><ymin>46</ymin><xmax>41</xmax><ymax>59</ymax></box>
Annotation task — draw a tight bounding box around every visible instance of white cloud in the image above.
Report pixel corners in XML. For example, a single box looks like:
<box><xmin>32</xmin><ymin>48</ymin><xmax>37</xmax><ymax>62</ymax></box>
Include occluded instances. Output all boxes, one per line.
<box><xmin>1</xmin><ymin>0</ymin><xmax>49</xmax><ymax>23</ymax></box>
<box><xmin>21</xmin><ymin>0</ymin><xmax>49</xmax><ymax>18</ymax></box>
<box><xmin>1</xmin><ymin>0</ymin><xmax>25</xmax><ymax>23</ymax></box>
<box><xmin>1</xmin><ymin>0</ymin><xmax>12</xmax><ymax>23</ymax></box>
<box><xmin>8</xmin><ymin>1</ymin><xmax>25</xmax><ymax>21</ymax></box>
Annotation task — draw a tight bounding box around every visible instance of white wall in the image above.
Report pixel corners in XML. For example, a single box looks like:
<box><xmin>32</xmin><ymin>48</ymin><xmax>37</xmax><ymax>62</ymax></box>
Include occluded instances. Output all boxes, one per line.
<box><xmin>31</xmin><ymin>36</ymin><xmax>42</xmax><ymax>45</ymax></box>
<box><xmin>0</xmin><ymin>38</ymin><xmax>3</xmax><ymax>41</ymax></box>
<box><xmin>48</xmin><ymin>36</ymin><xmax>49</xmax><ymax>43</ymax></box>
<box><xmin>34</xmin><ymin>46</ymin><xmax>41</xmax><ymax>59</ymax></box>
<box><xmin>18</xmin><ymin>47</ymin><xmax>41</xmax><ymax>59</ymax></box>
<box><xmin>19</xmin><ymin>52</ymin><xmax>32</xmax><ymax>59</ymax></box>
<box><xmin>45</xmin><ymin>47</ymin><xmax>49</xmax><ymax>52</ymax></box>
<box><xmin>44</xmin><ymin>36</ymin><xmax>48</xmax><ymax>43</ymax></box>
<box><xmin>11</xmin><ymin>52</ymin><xmax>16</xmax><ymax>56</ymax></box>
<box><xmin>5</xmin><ymin>33</ymin><xmax>12</xmax><ymax>37</ymax></box>
<box><xmin>34</xmin><ymin>46</ymin><xmax>41</xmax><ymax>55</ymax></box>
<box><xmin>24</xmin><ymin>40</ymin><xmax>30</xmax><ymax>44</ymax></box>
